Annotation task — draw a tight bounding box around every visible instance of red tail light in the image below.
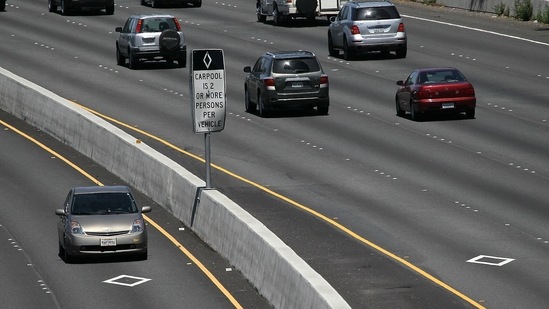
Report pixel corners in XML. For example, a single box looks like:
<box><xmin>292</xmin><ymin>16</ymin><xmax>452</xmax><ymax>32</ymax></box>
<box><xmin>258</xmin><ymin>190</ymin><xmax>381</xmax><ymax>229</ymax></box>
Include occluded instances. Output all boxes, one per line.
<box><xmin>413</xmin><ymin>88</ymin><xmax>431</xmax><ymax>99</ymax></box>
<box><xmin>136</xmin><ymin>19</ymin><xmax>144</xmax><ymax>33</ymax></box>
<box><xmin>350</xmin><ymin>25</ymin><xmax>360</xmax><ymax>35</ymax></box>
<box><xmin>173</xmin><ymin>17</ymin><xmax>181</xmax><ymax>31</ymax></box>
<box><xmin>320</xmin><ymin>75</ymin><xmax>328</xmax><ymax>85</ymax></box>
<box><xmin>397</xmin><ymin>23</ymin><xmax>405</xmax><ymax>33</ymax></box>
<box><xmin>262</xmin><ymin>78</ymin><xmax>275</xmax><ymax>87</ymax></box>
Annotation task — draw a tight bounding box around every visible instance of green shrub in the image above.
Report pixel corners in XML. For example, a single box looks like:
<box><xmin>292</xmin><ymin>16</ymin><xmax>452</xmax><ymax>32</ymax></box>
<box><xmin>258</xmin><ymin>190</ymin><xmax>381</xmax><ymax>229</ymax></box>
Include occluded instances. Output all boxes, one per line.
<box><xmin>536</xmin><ymin>4</ymin><xmax>549</xmax><ymax>24</ymax></box>
<box><xmin>494</xmin><ymin>3</ymin><xmax>506</xmax><ymax>16</ymax></box>
<box><xmin>514</xmin><ymin>0</ymin><xmax>533</xmax><ymax>21</ymax></box>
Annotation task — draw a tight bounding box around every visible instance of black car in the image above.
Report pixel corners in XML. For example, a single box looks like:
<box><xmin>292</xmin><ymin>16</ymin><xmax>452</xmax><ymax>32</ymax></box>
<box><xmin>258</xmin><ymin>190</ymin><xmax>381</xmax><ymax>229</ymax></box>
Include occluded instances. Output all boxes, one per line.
<box><xmin>48</xmin><ymin>0</ymin><xmax>114</xmax><ymax>15</ymax></box>
<box><xmin>243</xmin><ymin>51</ymin><xmax>330</xmax><ymax>117</ymax></box>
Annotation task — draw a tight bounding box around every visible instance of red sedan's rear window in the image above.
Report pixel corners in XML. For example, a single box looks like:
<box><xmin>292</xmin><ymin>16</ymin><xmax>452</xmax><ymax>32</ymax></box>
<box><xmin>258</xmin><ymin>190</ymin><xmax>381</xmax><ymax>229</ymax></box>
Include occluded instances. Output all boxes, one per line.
<box><xmin>418</xmin><ymin>70</ymin><xmax>467</xmax><ymax>84</ymax></box>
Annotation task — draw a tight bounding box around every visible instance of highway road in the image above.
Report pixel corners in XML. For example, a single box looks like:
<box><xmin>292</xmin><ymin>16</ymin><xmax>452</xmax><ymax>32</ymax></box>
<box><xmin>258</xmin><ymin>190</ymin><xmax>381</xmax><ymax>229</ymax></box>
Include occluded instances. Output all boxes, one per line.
<box><xmin>0</xmin><ymin>111</ymin><xmax>270</xmax><ymax>308</ymax></box>
<box><xmin>1</xmin><ymin>0</ymin><xmax>548</xmax><ymax>308</ymax></box>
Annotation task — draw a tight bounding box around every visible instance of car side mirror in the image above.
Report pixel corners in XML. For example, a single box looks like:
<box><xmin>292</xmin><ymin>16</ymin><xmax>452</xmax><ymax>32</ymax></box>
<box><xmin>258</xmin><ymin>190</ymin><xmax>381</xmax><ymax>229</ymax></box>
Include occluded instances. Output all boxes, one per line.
<box><xmin>243</xmin><ymin>66</ymin><xmax>251</xmax><ymax>73</ymax></box>
<box><xmin>396</xmin><ymin>80</ymin><xmax>404</xmax><ymax>86</ymax></box>
<box><xmin>115</xmin><ymin>27</ymin><xmax>122</xmax><ymax>33</ymax></box>
<box><xmin>55</xmin><ymin>209</ymin><xmax>66</xmax><ymax>216</ymax></box>
<box><xmin>141</xmin><ymin>206</ymin><xmax>151</xmax><ymax>214</ymax></box>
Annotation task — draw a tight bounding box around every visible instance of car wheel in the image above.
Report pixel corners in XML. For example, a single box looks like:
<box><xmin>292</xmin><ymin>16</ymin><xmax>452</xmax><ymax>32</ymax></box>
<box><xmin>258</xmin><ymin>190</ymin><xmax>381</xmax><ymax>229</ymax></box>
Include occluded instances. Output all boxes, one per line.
<box><xmin>159</xmin><ymin>29</ymin><xmax>181</xmax><ymax>53</ymax></box>
<box><xmin>466</xmin><ymin>108</ymin><xmax>475</xmax><ymax>119</ymax></box>
<box><xmin>395</xmin><ymin>98</ymin><xmax>405</xmax><ymax>117</ymax></box>
<box><xmin>396</xmin><ymin>45</ymin><xmax>407</xmax><ymax>58</ymax></box>
<box><xmin>140</xmin><ymin>0</ymin><xmax>146</xmax><ymax>5</ymax></box>
<box><xmin>61</xmin><ymin>0</ymin><xmax>71</xmax><ymax>15</ymax></box>
<box><xmin>48</xmin><ymin>0</ymin><xmax>57</xmax><ymax>12</ymax></box>
<box><xmin>105</xmin><ymin>5</ymin><xmax>114</xmax><ymax>14</ymax></box>
<box><xmin>193</xmin><ymin>0</ymin><xmax>202</xmax><ymax>7</ymax></box>
<box><xmin>411</xmin><ymin>102</ymin><xmax>422</xmax><ymax>121</ymax></box>
<box><xmin>258</xmin><ymin>94</ymin><xmax>268</xmax><ymax>117</ymax></box>
<box><xmin>245</xmin><ymin>87</ymin><xmax>256</xmax><ymax>113</ymax></box>
<box><xmin>151</xmin><ymin>0</ymin><xmax>159</xmax><ymax>8</ymax></box>
<box><xmin>116</xmin><ymin>45</ymin><xmax>126</xmax><ymax>66</ymax></box>
<box><xmin>328</xmin><ymin>33</ymin><xmax>337</xmax><ymax>57</ymax></box>
<box><xmin>178</xmin><ymin>53</ymin><xmax>187</xmax><ymax>68</ymax></box>
<box><xmin>273</xmin><ymin>5</ymin><xmax>282</xmax><ymax>26</ymax></box>
<box><xmin>343</xmin><ymin>38</ymin><xmax>354</xmax><ymax>60</ymax></box>
<box><xmin>60</xmin><ymin>239</ymin><xmax>73</xmax><ymax>263</ymax></box>
<box><xmin>128</xmin><ymin>50</ymin><xmax>139</xmax><ymax>69</ymax></box>
<box><xmin>0</xmin><ymin>1</ymin><xmax>5</xmax><ymax>11</ymax></box>
<box><xmin>257</xmin><ymin>3</ymin><xmax>266</xmax><ymax>22</ymax></box>
<box><xmin>317</xmin><ymin>103</ymin><xmax>329</xmax><ymax>115</ymax></box>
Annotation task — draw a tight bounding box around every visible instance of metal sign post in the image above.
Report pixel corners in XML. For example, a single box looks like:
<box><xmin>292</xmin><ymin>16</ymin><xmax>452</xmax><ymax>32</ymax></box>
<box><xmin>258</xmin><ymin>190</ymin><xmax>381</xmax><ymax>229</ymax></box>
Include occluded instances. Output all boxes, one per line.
<box><xmin>190</xmin><ymin>49</ymin><xmax>226</xmax><ymax>188</ymax></box>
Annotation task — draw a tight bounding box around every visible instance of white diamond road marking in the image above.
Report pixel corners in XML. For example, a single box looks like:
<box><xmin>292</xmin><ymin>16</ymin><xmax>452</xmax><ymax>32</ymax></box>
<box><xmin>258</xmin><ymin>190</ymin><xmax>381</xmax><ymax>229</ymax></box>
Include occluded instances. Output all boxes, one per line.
<box><xmin>466</xmin><ymin>255</ymin><xmax>515</xmax><ymax>266</ymax></box>
<box><xmin>103</xmin><ymin>275</ymin><xmax>151</xmax><ymax>287</ymax></box>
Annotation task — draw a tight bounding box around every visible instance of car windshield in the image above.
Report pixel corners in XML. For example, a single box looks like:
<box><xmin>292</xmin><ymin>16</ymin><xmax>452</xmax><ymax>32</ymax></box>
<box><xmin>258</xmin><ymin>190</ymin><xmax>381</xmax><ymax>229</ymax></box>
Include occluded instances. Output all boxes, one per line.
<box><xmin>273</xmin><ymin>58</ymin><xmax>320</xmax><ymax>74</ymax></box>
<box><xmin>141</xmin><ymin>18</ymin><xmax>176</xmax><ymax>32</ymax></box>
<box><xmin>71</xmin><ymin>193</ymin><xmax>138</xmax><ymax>215</ymax></box>
<box><xmin>354</xmin><ymin>7</ymin><xmax>400</xmax><ymax>20</ymax></box>
<box><xmin>418</xmin><ymin>70</ymin><xmax>467</xmax><ymax>84</ymax></box>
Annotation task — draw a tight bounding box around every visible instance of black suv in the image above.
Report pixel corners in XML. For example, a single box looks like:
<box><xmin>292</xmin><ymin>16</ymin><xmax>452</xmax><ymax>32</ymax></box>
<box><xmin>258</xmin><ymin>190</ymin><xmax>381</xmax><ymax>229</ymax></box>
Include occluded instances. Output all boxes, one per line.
<box><xmin>48</xmin><ymin>0</ymin><xmax>115</xmax><ymax>15</ymax></box>
<box><xmin>243</xmin><ymin>51</ymin><xmax>329</xmax><ymax>117</ymax></box>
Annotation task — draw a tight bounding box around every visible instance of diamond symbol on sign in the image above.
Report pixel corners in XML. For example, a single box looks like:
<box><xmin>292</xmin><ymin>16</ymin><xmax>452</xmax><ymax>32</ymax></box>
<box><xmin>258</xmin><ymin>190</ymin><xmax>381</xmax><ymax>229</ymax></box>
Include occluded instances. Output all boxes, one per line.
<box><xmin>203</xmin><ymin>52</ymin><xmax>212</xmax><ymax>69</ymax></box>
<box><xmin>103</xmin><ymin>275</ymin><xmax>151</xmax><ymax>287</ymax></box>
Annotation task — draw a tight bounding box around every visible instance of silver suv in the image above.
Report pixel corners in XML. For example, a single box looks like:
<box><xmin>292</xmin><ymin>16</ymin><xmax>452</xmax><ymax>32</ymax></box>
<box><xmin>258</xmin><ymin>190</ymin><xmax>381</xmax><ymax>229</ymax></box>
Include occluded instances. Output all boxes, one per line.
<box><xmin>328</xmin><ymin>0</ymin><xmax>407</xmax><ymax>60</ymax></box>
<box><xmin>243</xmin><ymin>51</ymin><xmax>329</xmax><ymax>117</ymax></box>
<box><xmin>115</xmin><ymin>15</ymin><xmax>187</xmax><ymax>69</ymax></box>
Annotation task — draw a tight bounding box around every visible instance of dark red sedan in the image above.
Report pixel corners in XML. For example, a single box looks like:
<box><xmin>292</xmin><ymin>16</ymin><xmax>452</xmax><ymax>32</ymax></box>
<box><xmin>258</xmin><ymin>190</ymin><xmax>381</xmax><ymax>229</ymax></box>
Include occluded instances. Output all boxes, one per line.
<box><xmin>395</xmin><ymin>67</ymin><xmax>476</xmax><ymax>121</ymax></box>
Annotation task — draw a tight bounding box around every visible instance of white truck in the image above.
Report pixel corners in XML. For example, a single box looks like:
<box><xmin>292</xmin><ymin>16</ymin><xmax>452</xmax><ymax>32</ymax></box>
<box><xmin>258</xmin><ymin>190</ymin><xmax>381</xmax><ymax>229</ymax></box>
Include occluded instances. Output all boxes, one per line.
<box><xmin>256</xmin><ymin>0</ymin><xmax>345</xmax><ymax>25</ymax></box>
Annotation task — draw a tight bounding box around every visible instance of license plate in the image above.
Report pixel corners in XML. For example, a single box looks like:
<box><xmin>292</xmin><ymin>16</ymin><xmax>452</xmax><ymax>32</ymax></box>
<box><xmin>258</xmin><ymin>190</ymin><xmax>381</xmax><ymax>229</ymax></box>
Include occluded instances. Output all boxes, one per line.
<box><xmin>442</xmin><ymin>103</ymin><xmax>455</xmax><ymax>109</ymax></box>
<box><xmin>292</xmin><ymin>82</ymin><xmax>303</xmax><ymax>88</ymax></box>
<box><xmin>101</xmin><ymin>238</ymin><xmax>116</xmax><ymax>246</ymax></box>
<box><xmin>373</xmin><ymin>28</ymin><xmax>385</xmax><ymax>33</ymax></box>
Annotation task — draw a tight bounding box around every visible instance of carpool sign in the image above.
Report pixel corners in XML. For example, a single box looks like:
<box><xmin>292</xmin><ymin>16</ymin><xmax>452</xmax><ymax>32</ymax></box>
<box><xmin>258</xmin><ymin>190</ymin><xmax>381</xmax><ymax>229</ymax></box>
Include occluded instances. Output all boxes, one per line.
<box><xmin>190</xmin><ymin>49</ymin><xmax>226</xmax><ymax>133</ymax></box>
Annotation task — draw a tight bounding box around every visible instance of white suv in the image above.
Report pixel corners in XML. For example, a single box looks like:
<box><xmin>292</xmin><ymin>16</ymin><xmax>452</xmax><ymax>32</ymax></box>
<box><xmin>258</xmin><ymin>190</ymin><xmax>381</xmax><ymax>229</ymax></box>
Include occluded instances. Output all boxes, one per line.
<box><xmin>328</xmin><ymin>1</ymin><xmax>407</xmax><ymax>59</ymax></box>
<box><xmin>115</xmin><ymin>15</ymin><xmax>187</xmax><ymax>69</ymax></box>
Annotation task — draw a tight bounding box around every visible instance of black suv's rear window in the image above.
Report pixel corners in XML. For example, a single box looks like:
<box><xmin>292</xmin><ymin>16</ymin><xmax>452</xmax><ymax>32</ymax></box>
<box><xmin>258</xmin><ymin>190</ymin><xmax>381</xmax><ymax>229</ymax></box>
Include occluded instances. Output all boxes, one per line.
<box><xmin>273</xmin><ymin>58</ymin><xmax>320</xmax><ymax>74</ymax></box>
<box><xmin>354</xmin><ymin>7</ymin><xmax>400</xmax><ymax>20</ymax></box>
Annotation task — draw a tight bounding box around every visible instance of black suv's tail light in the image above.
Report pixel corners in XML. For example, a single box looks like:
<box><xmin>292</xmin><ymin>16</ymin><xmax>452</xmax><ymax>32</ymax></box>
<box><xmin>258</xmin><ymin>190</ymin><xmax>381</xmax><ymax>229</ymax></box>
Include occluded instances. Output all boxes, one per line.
<box><xmin>262</xmin><ymin>77</ymin><xmax>275</xmax><ymax>89</ymax></box>
<box><xmin>320</xmin><ymin>75</ymin><xmax>328</xmax><ymax>86</ymax></box>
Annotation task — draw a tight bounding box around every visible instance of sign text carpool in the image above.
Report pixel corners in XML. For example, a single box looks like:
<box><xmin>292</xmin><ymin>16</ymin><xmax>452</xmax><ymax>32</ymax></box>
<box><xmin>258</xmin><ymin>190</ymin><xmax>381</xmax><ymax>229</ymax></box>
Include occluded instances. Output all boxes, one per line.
<box><xmin>190</xmin><ymin>49</ymin><xmax>226</xmax><ymax>133</ymax></box>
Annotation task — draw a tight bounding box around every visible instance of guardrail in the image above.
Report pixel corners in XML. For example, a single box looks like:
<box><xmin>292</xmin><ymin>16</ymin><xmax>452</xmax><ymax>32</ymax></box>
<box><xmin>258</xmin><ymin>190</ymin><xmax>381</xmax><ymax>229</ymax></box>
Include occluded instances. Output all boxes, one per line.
<box><xmin>0</xmin><ymin>67</ymin><xmax>350</xmax><ymax>309</ymax></box>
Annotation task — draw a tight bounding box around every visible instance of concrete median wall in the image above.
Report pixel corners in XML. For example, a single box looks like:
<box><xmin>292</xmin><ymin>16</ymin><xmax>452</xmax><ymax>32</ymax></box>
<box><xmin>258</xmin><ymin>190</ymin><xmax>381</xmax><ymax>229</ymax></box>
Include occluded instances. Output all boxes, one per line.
<box><xmin>0</xmin><ymin>67</ymin><xmax>350</xmax><ymax>309</ymax></box>
<box><xmin>416</xmin><ymin>0</ymin><xmax>548</xmax><ymax>16</ymax></box>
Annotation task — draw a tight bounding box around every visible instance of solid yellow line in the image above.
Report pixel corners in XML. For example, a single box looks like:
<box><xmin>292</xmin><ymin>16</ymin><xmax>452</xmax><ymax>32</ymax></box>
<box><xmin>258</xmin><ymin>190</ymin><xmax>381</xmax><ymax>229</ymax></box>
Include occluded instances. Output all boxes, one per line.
<box><xmin>73</xmin><ymin>103</ymin><xmax>485</xmax><ymax>308</ymax></box>
<box><xmin>0</xmin><ymin>118</ymin><xmax>243</xmax><ymax>309</ymax></box>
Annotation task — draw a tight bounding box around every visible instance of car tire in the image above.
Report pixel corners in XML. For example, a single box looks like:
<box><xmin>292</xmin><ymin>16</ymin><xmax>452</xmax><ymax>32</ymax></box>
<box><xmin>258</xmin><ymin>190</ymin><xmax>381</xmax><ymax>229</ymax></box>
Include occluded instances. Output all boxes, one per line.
<box><xmin>396</xmin><ymin>45</ymin><xmax>407</xmax><ymax>58</ymax></box>
<box><xmin>395</xmin><ymin>98</ymin><xmax>405</xmax><ymax>117</ymax></box>
<box><xmin>151</xmin><ymin>0</ymin><xmax>159</xmax><ymax>8</ymax></box>
<box><xmin>193</xmin><ymin>0</ymin><xmax>202</xmax><ymax>7</ymax></box>
<box><xmin>140</xmin><ymin>0</ymin><xmax>146</xmax><ymax>5</ymax></box>
<box><xmin>159</xmin><ymin>29</ymin><xmax>181</xmax><ymax>53</ymax></box>
<box><xmin>48</xmin><ymin>0</ymin><xmax>57</xmax><ymax>12</ymax></box>
<box><xmin>258</xmin><ymin>94</ymin><xmax>268</xmax><ymax>117</ymax></box>
<box><xmin>328</xmin><ymin>33</ymin><xmax>337</xmax><ymax>57</ymax></box>
<box><xmin>257</xmin><ymin>3</ymin><xmax>266</xmax><ymax>22</ymax></box>
<box><xmin>178</xmin><ymin>53</ymin><xmax>186</xmax><ymax>68</ymax></box>
<box><xmin>116</xmin><ymin>45</ymin><xmax>126</xmax><ymax>66</ymax></box>
<box><xmin>343</xmin><ymin>38</ymin><xmax>354</xmax><ymax>60</ymax></box>
<box><xmin>411</xmin><ymin>102</ymin><xmax>422</xmax><ymax>121</ymax></box>
<box><xmin>0</xmin><ymin>1</ymin><xmax>5</xmax><ymax>11</ymax></box>
<box><xmin>61</xmin><ymin>0</ymin><xmax>71</xmax><ymax>15</ymax></box>
<box><xmin>317</xmin><ymin>103</ymin><xmax>329</xmax><ymax>115</ymax></box>
<box><xmin>273</xmin><ymin>5</ymin><xmax>282</xmax><ymax>26</ymax></box>
<box><xmin>466</xmin><ymin>108</ymin><xmax>475</xmax><ymax>119</ymax></box>
<box><xmin>60</xmin><ymin>240</ymin><xmax>73</xmax><ymax>263</ymax></box>
<box><xmin>245</xmin><ymin>87</ymin><xmax>256</xmax><ymax>113</ymax></box>
<box><xmin>105</xmin><ymin>5</ymin><xmax>114</xmax><ymax>15</ymax></box>
<box><xmin>128</xmin><ymin>50</ymin><xmax>139</xmax><ymax>69</ymax></box>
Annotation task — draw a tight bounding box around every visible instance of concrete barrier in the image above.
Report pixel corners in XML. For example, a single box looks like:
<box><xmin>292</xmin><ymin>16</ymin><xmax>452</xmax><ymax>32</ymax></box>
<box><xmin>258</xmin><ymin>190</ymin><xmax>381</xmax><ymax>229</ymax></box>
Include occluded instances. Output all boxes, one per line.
<box><xmin>0</xmin><ymin>67</ymin><xmax>350</xmax><ymax>309</ymax></box>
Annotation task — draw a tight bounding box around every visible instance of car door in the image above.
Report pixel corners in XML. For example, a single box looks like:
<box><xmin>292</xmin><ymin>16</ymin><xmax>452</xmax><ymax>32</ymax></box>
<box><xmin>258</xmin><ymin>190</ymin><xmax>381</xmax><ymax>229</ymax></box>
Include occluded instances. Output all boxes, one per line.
<box><xmin>248</xmin><ymin>57</ymin><xmax>267</xmax><ymax>104</ymax></box>
<box><xmin>396</xmin><ymin>71</ymin><xmax>417</xmax><ymax>111</ymax></box>
<box><xmin>117</xmin><ymin>18</ymin><xmax>135</xmax><ymax>56</ymax></box>
<box><xmin>331</xmin><ymin>6</ymin><xmax>348</xmax><ymax>47</ymax></box>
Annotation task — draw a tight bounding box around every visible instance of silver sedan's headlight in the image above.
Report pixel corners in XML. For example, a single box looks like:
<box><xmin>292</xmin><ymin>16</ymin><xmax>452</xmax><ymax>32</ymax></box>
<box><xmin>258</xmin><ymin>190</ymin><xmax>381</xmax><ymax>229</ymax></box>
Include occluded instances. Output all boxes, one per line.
<box><xmin>130</xmin><ymin>218</ymin><xmax>145</xmax><ymax>233</ymax></box>
<box><xmin>70</xmin><ymin>221</ymin><xmax>84</xmax><ymax>235</ymax></box>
